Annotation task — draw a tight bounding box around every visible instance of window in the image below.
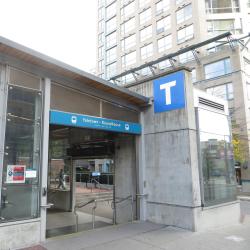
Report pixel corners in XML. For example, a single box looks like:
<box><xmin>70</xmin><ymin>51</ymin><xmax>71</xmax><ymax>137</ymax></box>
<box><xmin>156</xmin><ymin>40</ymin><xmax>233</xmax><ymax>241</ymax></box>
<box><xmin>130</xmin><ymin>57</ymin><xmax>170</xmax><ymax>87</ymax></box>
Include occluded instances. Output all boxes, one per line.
<box><xmin>156</xmin><ymin>16</ymin><xmax>171</xmax><ymax>34</ymax></box>
<box><xmin>191</xmin><ymin>69</ymin><xmax>196</xmax><ymax>82</ymax></box>
<box><xmin>176</xmin><ymin>4</ymin><xmax>192</xmax><ymax>24</ymax></box>
<box><xmin>106</xmin><ymin>16</ymin><xmax>117</xmax><ymax>33</ymax></box>
<box><xmin>141</xmin><ymin>43</ymin><xmax>153</xmax><ymax>60</ymax></box>
<box><xmin>244</xmin><ymin>58</ymin><xmax>250</xmax><ymax>75</ymax></box>
<box><xmin>198</xmin><ymin>108</ymin><xmax>236</xmax><ymax>207</ymax></box>
<box><xmin>98</xmin><ymin>0</ymin><xmax>105</xmax><ymax>7</ymax></box>
<box><xmin>106</xmin><ymin>32</ymin><xmax>116</xmax><ymax>48</ymax></box>
<box><xmin>139</xmin><ymin>0</ymin><xmax>151</xmax><ymax>9</ymax></box>
<box><xmin>140</xmin><ymin>25</ymin><xmax>152</xmax><ymax>42</ymax></box>
<box><xmin>106</xmin><ymin>46</ymin><xmax>117</xmax><ymax>63</ymax></box>
<box><xmin>98</xmin><ymin>32</ymin><xmax>104</xmax><ymax>45</ymax></box>
<box><xmin>98</xmin><ymin>7</ymin><xmax>105</xmax><ymax>20</ymax></box>
<box><xmin>156</xmin><ymin>0</ymin><xmax>170</xmax><ymax>15</ymax></box>
<box><xmin>121</xmin><ymin>17</ymin><xmax>135</xmax><ymax>35</ymax></box>
<box><xmin>98</xmin><ymin>20</ymin><xmax>105</xmax><ymax>32</ymax></box>
<box><xmin>120</xmin><ymin>73</ymin><xmax>134</xmax><ymax>85</ymax></box>
<box><xmin>176</xmin><ymin>0</ymin><xmax>184</xmax><ymax>5</ymax></box>
<box><xmin>179</xmin><ymin>51</ymin><xmax>194</xmax><ymax>63</ymax></box>
<box><xmin>106</xmin><ymin>2</ymin><xmax>117</xmax><ymax>19</ymax></box>
<box><xmin>121</xmin><ymin>0</ymin><xmax>130</xmax><ymax>5</ymax></box>
<box><xmin>207</xmin><ymin>83</ymin><xmax>234</xmax><ymax>100</ymax></box>
<box><xmin>98</xmin><ymin>46</ymin><xmax>104</xmax><ymax>58</ymax></box>
<box><xmin>207</xmin><ymin>19</ymin><xmax>242</xmax><ymax>35</ymax></box>
<box><xmin>98</xmin><ymin>60</ymin><xmax>104</xmax><ymax>72</ymax></box>
<box><xmin>139</xmin><ymin>67</ymin><xmax>151</xmax><ymax>76</ymax></box>
<box><xmin>205</xmin><ymin>0</ymin><xmax>240</xmax><ymax>14</ymax></box>
<box><xmin>139</xmin><ymin>8</ymin><xmax>152</xmax><ymax>25</ymax></box>
<box><xmin>106</xmin><ymin>62</ymin><xmax>117</xmax><ymax>79</ymax></box>
<box><xmin>1</xmin><ymin>85</ymin><xmax>42</xmax><ymax>222</ymax></box>
<box><xmin>158</xmin><ymin>59</ymin><xmax>172</xmax><ymax>70</ymax></box>
<box><xmin>121</xmin><ymin>1</ymin><xmax>135</xmax><ymax>19</ymax></box>
<box><xmin>157</xmin><ymin>34</ymin><xmax>172</xmax><ymax>53</ymax></box>
<box><xmin>122</xmin><ymin>51</ymin><xmax>136</xmax><ymax>68</ymax></box>
<box><xmin>204</xmin><ymin>58</ymin><xmax>232</xmax><ymax>79</ymax></box>
<box><xmin>121</xmin><ymin>34</ymin><xmax>136</xmax><ymax>51</ymax></box>
<box><xmin>177</xmin><ymin>24</ymin><xmax>194</xmax><ymax>43</ymax></box>
<box><xmin>106</xmin><ymin>0</ymin><xmax>115</xmax><ymax>5</ymax></box>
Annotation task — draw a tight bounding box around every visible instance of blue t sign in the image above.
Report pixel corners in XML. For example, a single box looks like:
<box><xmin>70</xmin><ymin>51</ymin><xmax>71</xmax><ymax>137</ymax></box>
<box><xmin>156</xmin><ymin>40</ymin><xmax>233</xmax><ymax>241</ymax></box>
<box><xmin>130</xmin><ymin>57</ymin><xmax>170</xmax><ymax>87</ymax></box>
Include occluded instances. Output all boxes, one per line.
<box><xmin>153</xmin><ymin>71</ymin><xmax>186</xmax><ymax>113</ymax></box>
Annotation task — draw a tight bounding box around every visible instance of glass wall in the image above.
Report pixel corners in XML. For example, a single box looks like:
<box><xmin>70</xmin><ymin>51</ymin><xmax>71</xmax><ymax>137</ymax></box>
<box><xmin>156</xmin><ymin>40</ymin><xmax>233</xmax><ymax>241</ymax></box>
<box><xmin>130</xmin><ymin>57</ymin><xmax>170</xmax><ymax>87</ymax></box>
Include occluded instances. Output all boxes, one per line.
<box><xmin>0</xmin><ymin>84</ymin><xmax>42</xmax><ymax>222</ymax></box>
<box><xmin>198</xmin><ymin>108</ymin><xmax>236</xmax><ymax>206</ymax></box>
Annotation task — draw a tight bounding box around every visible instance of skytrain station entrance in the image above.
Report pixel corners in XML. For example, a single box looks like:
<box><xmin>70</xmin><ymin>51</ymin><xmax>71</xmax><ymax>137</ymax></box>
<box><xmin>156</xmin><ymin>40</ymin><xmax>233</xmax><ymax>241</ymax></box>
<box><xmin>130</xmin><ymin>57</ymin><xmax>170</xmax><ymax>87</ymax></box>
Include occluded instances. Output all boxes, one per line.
<box><xmin>46</xmin><ymin>112</ymin><xmax>139</xmax><ymax>238</ymax></box>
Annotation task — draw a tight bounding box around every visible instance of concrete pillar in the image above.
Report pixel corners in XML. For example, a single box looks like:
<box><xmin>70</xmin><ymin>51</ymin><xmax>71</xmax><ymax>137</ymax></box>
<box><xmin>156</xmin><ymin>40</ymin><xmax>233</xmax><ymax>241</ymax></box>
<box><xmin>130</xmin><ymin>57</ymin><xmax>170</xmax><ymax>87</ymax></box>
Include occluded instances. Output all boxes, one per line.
<box><xmin>141</xmin><ymin>70</ymin><xmax>201</xmax><ymax>230</ymax></box>
<box><xmin>114</xmin><ymin>135</ymin><xmax>136</xmax><ymax>223</ymax></box>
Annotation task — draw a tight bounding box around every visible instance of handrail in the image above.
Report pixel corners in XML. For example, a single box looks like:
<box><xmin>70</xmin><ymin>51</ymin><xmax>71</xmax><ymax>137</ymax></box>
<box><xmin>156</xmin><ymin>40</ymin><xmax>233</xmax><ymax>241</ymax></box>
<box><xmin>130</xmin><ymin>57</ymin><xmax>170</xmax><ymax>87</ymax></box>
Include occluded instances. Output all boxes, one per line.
<box><xmin>111</xmin><ymin>195</ymin><xmax>134</xmax><ymax>223</ymax></box>
<box><xmin>75</xmin><ymin>199</ymin><xmax>96</xmax><ymax>209</ymax></box>
<box><xmin>91</xmin><ymin>179</ymin><xmax>101</xmax><ymax>193</ymax></box>
<box><xmin>74</xmin><ymin>199</ymin><xmax>97</xmax><ymax>232</ymax></box>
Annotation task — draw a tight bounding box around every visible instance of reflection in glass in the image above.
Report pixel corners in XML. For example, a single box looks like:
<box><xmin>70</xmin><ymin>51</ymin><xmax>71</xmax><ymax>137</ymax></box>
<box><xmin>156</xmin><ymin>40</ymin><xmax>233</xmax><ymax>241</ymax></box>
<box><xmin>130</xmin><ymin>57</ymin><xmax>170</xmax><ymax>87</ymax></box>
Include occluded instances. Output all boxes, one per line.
<box><xmin>198</xmin><ymin>108</ymin><xmax>236</xmax><ymax>206</ymax></box>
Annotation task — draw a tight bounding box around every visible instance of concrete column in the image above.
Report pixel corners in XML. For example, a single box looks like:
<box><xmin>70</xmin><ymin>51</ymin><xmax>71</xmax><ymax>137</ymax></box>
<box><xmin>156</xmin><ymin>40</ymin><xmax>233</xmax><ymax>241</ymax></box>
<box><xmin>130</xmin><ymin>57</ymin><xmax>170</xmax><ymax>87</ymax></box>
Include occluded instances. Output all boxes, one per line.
<box><xmin>40</xmin><ymin>78</ymin><xmax>51</xmax><ymax>242</ymax></box>
<box><xmin>136</xmin><ymin>111</ymin><xmax>147</xmax><ymax>221</ymax></box>
<box><xmin>114</xmin><ymin>135</ymin><xmax>136</xmax><ymax>223</ymax></box>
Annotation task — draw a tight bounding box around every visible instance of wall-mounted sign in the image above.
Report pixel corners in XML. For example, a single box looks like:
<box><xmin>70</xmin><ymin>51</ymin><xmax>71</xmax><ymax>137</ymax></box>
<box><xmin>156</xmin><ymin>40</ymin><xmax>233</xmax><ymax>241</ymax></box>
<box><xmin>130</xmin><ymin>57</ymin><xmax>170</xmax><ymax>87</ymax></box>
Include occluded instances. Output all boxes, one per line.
<box><xmin>6</xmin><ymin>165</ymin><xmax>26</xmax><ymax>184</ymax></box>
<box><xmin>153</xmin><ymin>71</ymin><xmax>186</xmax><ymax>113</ymax></box>
<box><xmin>50</xmin><ymin>110</ymin><xmax>141</xmax><ymax>135</ymax></box>
<box><xmin>25</xmin><ymin>170</ymin><xmax>37</xmax><ymax>178</ymax></box>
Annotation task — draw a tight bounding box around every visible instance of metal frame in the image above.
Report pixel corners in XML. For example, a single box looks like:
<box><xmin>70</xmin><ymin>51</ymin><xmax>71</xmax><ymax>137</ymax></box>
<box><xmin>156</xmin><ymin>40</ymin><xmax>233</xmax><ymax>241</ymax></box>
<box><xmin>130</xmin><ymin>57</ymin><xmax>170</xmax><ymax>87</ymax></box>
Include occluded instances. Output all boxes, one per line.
<box><xmin>110</xmin><ymin>32</ymin><xmax>250</xmax><ymax>85</ymax></box>
<box><xmin>0</xmin><ymin>64</ymin><xmax>8</xmax><ymax>217</ymax></box>
<box><xmin>40</xmin><ymin>78</ymin><xmax>51</xmax><ymax>242</ymax></box>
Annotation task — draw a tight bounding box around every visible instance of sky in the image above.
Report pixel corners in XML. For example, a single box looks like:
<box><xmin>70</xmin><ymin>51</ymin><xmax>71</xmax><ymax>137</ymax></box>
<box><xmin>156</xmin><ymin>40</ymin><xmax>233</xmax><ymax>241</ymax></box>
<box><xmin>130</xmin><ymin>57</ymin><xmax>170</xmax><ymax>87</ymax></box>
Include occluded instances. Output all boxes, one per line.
<box><xmin>0</xmin><ymin>0</ymin><xmax>98</xmax><ymax>72</ymax></box>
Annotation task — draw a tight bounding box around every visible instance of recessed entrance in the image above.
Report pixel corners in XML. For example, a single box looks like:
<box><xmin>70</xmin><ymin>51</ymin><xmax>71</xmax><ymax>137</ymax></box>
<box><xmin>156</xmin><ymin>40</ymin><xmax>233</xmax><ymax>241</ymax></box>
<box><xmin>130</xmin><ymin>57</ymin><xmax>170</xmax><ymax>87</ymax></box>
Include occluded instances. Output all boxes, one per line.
<box><xmin>46</xmin><ymin>125</ymin><xmax>137</xmax><ymax>238</ymax></box>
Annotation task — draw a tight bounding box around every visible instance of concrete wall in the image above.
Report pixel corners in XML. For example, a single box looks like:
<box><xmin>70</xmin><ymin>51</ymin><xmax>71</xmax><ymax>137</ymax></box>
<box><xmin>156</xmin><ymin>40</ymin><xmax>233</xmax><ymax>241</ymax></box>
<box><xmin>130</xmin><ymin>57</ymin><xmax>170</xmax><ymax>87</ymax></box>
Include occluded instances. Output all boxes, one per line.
<box><xmin>0</xmin><ymin>220</ymin><xmax>41</xmax><ymax>250</ymax></box>
<box><xmin>135</xmin><ymin>69</ymin><xmax>240</xmax><ymax>231</ymax></box>
<box><xmin>114</xmin><ymin>135</ymin><xmax>137</xmax><ymax>224</ymax></box>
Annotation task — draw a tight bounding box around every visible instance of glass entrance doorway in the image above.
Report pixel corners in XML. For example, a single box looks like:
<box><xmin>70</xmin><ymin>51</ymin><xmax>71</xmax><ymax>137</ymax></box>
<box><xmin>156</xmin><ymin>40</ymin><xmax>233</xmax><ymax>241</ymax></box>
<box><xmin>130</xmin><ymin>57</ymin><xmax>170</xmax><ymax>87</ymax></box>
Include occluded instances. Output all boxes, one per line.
<box><xmin>46</xmin><ymin>126</ymin><xmax>116</xmax><ymax>238</ymax></box>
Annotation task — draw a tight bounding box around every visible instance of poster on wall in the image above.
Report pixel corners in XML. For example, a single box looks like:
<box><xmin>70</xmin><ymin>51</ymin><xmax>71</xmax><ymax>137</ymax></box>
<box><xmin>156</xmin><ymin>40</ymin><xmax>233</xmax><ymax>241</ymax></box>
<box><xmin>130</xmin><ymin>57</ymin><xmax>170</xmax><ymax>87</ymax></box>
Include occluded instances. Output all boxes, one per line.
<box><xmin>6</xmin><ymin>165</ymin><xmax>26</xmax><ymax>184</ymax></box>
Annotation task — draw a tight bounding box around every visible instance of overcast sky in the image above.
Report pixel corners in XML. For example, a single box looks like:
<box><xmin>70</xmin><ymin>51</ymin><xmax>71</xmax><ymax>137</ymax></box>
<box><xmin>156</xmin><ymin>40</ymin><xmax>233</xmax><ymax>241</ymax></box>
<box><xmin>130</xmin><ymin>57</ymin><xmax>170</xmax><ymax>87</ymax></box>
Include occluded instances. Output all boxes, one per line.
<box><xmin>0</xmin><ymin>0</ymin><xmax>98</xmax><ymax>72</ymax></box>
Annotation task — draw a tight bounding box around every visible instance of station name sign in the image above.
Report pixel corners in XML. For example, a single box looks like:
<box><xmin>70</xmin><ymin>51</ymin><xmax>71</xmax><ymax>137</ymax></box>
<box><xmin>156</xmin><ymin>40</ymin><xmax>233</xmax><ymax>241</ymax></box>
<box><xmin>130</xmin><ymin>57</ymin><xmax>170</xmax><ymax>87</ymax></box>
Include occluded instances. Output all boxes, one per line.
<box><xmin>50</xmin><ymin>110</ymin><xmax>141</xmax><ymax>135</ymax></box>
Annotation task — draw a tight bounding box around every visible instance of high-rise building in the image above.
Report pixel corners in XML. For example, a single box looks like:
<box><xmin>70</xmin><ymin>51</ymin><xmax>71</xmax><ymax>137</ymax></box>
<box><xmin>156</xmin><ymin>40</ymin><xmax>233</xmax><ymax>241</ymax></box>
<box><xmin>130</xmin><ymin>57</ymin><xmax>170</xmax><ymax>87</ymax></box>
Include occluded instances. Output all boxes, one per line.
<box><xmin>96</xmin><ymin>0</ymin><xmax>250</xmax><ymax>192</ymax></box>
<box><xmin>96</xmin><ymin>0</ymin><xmax>249</xmax><ymax>80</ymax></box>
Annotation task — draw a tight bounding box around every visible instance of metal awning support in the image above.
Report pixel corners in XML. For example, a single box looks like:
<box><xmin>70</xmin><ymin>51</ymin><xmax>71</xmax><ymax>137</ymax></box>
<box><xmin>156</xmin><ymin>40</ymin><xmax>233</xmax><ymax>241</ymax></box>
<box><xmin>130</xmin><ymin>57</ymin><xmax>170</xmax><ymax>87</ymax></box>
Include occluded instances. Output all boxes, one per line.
<box><xmin>238</xmin><ymin>40</ymin><xmax>248</xmax><ymax>51</ymax></box>
<box><xmin>191</xmin><ymin>50</ymin><xmax>201</xmax><ymax>64</ymax></box>
<box><xmin>241</xmin><ymin>37</ymin><xmax>250</xmax><ymax>51</ymax></box>
<box><xmin>149</xmin><ymin>65</ymin><xmax>157</xmax><ymax>75</ymax></box>
<box><xmin>169</xmin><ymin>58</ymin><xmax>176</xmax><ymax>68</ymax></box>
<box><xmin>110</xmin><ymin>32</ymin><xmax>233</xmax><ymax>81</ymax></box>
<box><xmin>132</xmin><ymin>72</ymin><xmax>139</xmax><ymax>81</ymax></box>
<box><xmin>227</xmin><ymin>36</ymin><xmax>236</xmax><ymax>51</ymax></box>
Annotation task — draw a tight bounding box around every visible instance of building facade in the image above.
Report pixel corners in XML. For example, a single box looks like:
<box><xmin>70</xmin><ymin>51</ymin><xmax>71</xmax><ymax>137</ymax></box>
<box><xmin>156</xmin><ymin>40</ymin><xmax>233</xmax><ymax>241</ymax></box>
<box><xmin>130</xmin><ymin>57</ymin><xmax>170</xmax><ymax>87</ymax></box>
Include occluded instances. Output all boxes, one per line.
<box><xmin>0</xmin><ymin>37</ymin><xmax>240</xmax><ymax>249</ymax></box>
<box><xmin>96</xmin><ymin>0</ymin><xmax>250</xmax><ymax>80</ymax></box>
<box><xmin>96</xmin><ymin>0</ymin><xmax>250</xmax><ymax>191</ymax></box>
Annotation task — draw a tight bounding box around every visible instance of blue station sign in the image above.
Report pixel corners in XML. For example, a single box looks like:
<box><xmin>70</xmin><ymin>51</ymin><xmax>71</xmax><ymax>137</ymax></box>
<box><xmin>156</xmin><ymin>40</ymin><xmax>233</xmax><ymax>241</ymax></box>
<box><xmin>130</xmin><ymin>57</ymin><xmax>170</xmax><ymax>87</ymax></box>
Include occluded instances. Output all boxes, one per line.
<box><xmin>50</xmin><ymin>110</ymin><xmax>141</xmax><ymax>135</ymax></box>
<box><xmin>153</xmin><ymin>71</ymin><xmax>186</xmax><ymax>113</ymax></box>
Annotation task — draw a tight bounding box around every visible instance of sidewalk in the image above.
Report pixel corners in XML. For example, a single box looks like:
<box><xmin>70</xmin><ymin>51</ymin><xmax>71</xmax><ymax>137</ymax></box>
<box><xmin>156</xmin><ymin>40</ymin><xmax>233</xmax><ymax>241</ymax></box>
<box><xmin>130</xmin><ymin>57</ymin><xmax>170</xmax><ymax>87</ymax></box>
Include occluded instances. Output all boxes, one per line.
<box><xmin>29</xmin><ymin>218</ymin><xmax>250</xmax><ymax>250</ymax></box>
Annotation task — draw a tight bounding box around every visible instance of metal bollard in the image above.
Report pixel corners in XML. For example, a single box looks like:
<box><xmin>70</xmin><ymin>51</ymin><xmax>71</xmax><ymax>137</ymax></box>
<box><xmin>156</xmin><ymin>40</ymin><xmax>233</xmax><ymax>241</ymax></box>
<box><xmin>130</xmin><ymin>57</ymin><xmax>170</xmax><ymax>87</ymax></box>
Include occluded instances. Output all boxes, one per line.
<box><xmin>92</xmin><ymin>200</ymin><xmax>97</xmax><ymax>229</ymax></box>
<box><xmin>131</xmin><ymin>194</ymin><xmax>134</xmax><ymax>223</ymax></box>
